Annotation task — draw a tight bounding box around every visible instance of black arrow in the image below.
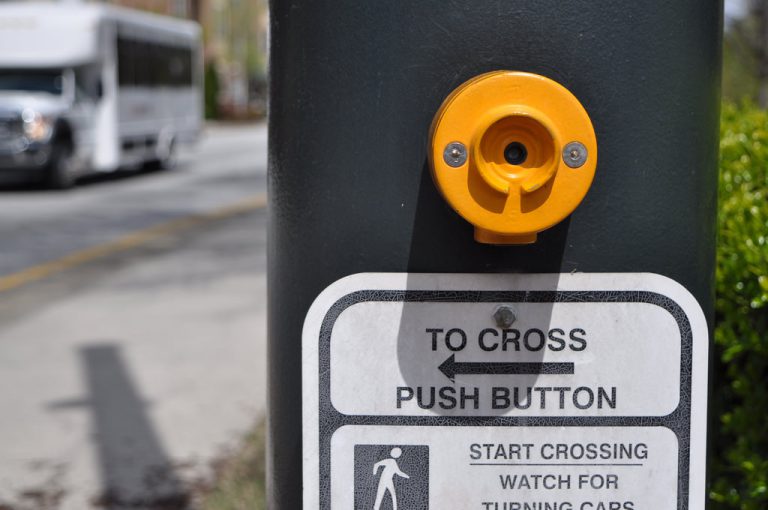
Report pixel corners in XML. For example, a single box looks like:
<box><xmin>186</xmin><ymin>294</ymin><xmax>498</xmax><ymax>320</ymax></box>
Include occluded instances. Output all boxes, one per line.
<box><xmin>438</xmin><ymin>354</ymin><xmax>575</xmax><ymax>382</ymax></box>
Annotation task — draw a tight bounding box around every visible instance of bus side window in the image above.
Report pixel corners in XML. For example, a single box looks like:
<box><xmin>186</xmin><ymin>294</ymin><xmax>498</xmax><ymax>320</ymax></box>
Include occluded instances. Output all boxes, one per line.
<box><xmin>74</xmin><ymin>67</ymin><xmax>95</xmax><ymax>102</ymax></box>
<box><xmin>117</xmin><ymin>37</ymin><xmax>134</xmax><ymax>87</ymax></box>
<box><xmin>117</xmin><ymin>35</ymin><xmax>193</xmax><ymax>89</ymax></box>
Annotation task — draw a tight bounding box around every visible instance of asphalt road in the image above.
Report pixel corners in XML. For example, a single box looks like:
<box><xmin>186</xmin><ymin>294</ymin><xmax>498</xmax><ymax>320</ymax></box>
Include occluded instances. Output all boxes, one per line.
<box><xmin>0</xmin><ymin>123</ymin><xmax>268</xmax><ymax>510</ymax></box>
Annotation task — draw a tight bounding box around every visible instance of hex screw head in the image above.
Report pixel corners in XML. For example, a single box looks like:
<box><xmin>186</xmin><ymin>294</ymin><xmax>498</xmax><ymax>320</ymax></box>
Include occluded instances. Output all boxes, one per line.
<box><xmin>443</xmin><ymin>142</ymin><xmax>467</xmax><ymax>167</ymax></box>
<box><xmin>563</xmin><ymin>141</ymin><xmax>588</xmax><ymax>168</ymax></box>
<box><xmin>493</xmin><ymin>306</ymin><xmax>517</xmax><ymax>328</ymax></box>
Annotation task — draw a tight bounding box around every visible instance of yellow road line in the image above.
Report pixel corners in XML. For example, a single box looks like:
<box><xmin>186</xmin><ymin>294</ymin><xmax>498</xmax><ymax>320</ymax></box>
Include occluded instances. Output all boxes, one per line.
<box><xmin>0</xmin><ymin>193</ymin><xmax>267</xmax><ymax>293</ymax></box>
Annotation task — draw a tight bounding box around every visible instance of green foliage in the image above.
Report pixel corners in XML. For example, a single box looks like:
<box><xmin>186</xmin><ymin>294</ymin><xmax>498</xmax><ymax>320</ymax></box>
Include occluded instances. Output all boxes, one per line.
<box><xmin>201</xmin><ymin>420</ymin><xmax>266</xmax><ymax>510</ymax></box>
<box><xmin>205</xmin><ymin>60</ymin><xmax>220</xmax><ymax>120</ymax></box>
<box><xmin>723</xmin><ymin>32</ymin><xmax>759</xmax><ymax>103</ymax></box>
<box><xmin>710</xmin><ymin>102</ymin><xmax>768</xmax><ymax>509</ymax></box>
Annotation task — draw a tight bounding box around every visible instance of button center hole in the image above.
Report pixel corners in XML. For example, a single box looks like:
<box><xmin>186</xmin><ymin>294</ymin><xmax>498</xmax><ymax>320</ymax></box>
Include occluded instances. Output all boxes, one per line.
<box><xmin>504</xmin><ymin>142</ymin><xmax>528</xmax><ymax>165</ymax></box>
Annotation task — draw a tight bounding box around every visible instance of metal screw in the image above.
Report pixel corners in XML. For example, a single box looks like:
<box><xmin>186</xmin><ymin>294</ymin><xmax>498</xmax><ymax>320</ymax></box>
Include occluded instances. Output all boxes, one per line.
<box><xmin>493</xmin><ymin>305</ymin><xmax>517</xmax><ymax>328</ymax></box>
<box><xmin>562</xmin><ymin>141</ymin><xmax>588</xmax><ymax>168</ymax></box>
<box><xmin>443</xmin><ymin>142</ymin><xmax>467</xmax><ymax>167</ymax></box>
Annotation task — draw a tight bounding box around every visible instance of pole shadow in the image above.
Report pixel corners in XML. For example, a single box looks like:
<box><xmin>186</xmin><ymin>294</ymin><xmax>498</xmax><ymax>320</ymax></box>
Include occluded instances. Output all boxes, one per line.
<box><xmin>395</xmin><ymin>161</ymin><xmax>570</xmax><ymax>418</ymax></box>
<box><xmin>50</xmin><ymin>344</ymin><xmax>189</xmax><ymax>509</ymax></box>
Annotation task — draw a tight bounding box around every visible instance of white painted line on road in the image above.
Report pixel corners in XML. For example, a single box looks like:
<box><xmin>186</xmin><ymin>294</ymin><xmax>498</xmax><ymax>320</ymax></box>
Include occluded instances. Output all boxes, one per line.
<box><xmin>0</xmin><ymin>193</ymin><xmax>267</xmax><ymax>293</ymax></box>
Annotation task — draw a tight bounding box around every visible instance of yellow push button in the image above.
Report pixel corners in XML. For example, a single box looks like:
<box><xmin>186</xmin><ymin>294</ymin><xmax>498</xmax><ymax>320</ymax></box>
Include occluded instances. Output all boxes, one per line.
<box><xmin>429</xmin><ymin>71</ymin><xmax>597</xmax><ymax>244</ymax></box>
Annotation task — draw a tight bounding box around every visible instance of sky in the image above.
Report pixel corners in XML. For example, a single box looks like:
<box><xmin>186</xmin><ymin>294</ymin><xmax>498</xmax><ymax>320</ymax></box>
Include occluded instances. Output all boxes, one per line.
<box><xmin>726</xmin><ymin>0</ymin><xmax>748</xmax><ymax>24</ymax></box>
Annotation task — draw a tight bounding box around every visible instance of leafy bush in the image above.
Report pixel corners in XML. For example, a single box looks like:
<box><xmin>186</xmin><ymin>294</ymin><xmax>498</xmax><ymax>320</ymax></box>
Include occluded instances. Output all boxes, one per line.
<box><xmin>710</xmin><ymin>102</ymin><xmax>768</xmax><ymax>509</ymax></box>
<box><xmin>201</xmin><ymin>420</ymin><xmax>266</xmax><ymax>510</ymax></box>
<box><xmin>205</xmin><ymin>61</ymin><xmax>220</xmax><ymax>120</ymax></box>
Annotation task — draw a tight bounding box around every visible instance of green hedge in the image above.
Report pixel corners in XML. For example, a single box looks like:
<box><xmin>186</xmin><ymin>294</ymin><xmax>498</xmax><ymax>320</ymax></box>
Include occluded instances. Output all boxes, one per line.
<box><xmin>205</xmin><ymin>61</ymin><xmax>220</xmax><ymax>120</ymax></box>
<box><xmin>710</xmin><ymin>103</ymin><xmax>768</xmax><ymax>509</ymax></box>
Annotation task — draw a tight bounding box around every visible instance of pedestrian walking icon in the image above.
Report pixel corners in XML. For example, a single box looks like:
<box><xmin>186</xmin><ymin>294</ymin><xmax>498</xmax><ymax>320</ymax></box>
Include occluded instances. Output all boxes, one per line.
<box><xmin>354</xmin><ymin>444</ymin><xmax>429</xmax><ymax>510</ymax></box>
<box><xmin>372</xmin><ymin>447</ymin><xmax>409</xmax><ymax>510</ymax></box>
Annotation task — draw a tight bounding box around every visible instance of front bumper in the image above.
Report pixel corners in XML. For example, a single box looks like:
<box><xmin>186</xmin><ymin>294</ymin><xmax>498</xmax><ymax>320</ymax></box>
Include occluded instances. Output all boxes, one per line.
<box><xmin>0</xmin><ymin>142</ymin><xmax>52</xmax><ymax>182</ymax></box>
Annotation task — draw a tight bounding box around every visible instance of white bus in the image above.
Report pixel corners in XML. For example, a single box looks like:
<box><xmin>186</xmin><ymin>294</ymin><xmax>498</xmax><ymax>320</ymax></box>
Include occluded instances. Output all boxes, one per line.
<box><xmin>0</xmin><ymin>3</ymin><xmax>202</xmax><ymax>188</ymax></box>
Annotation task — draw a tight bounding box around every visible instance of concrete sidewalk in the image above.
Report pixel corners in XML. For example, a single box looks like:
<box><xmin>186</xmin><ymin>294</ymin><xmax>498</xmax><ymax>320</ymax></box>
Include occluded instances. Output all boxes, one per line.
<box><xmin>0</xmin><ymin>210</ymin><xmax>267</xmax><ymax>510</ymax></box>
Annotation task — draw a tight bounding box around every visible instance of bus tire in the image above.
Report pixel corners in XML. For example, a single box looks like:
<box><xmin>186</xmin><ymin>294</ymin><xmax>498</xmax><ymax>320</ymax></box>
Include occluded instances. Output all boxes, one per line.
<box><xmin>44</xmin><ymin>142</ymin><xmax>76</xmax><ymax>190</ymax></box>
<box><xmin>145</xmin><ymin>137</ymin><xmax>176</xmax><ymax>170</ymax></box>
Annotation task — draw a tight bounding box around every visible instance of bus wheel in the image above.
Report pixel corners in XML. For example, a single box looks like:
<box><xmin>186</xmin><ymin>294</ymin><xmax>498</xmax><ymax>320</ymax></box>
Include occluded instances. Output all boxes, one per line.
<box><xmin>146</xmin><ymin>138</ymin><xmax>176</xmax><ymax>170</ymax></box>
<box><xmin>44</xmin><ymin>142</ymin><xmax>76</xmax><ymax>190</ymax></box>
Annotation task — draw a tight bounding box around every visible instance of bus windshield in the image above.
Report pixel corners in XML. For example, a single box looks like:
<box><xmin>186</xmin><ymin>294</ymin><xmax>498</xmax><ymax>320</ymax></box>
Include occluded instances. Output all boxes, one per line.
<box><xmin>0</xmin><ymin>69</ymin><xmax>64</xmax><ymax>95</ymax></box>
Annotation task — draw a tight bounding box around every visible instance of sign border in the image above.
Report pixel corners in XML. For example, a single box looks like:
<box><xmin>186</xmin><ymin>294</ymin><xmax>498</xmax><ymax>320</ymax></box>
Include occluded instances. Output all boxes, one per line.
<box><xmin>302</xmin><ymin>273</ymin><xmax>708</xmax><ymax>510</ymax></box>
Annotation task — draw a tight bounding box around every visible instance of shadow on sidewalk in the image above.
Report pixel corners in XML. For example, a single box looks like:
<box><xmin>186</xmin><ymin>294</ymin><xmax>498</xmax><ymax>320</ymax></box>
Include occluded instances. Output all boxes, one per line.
<box><xmin>51</xmin><ymin>344</ymin><xmax>190</xmax><ymax>509</ymax></box>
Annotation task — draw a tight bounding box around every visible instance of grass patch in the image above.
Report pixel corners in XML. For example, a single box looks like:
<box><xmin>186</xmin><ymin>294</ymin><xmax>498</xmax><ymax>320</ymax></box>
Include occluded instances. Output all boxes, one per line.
<box><xmin>200</xmin><ymin>420</ymin><xmax>266</xmax><ymax>510</ymax></box>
